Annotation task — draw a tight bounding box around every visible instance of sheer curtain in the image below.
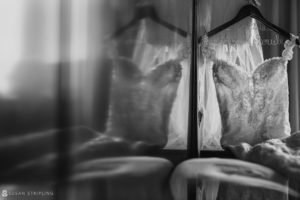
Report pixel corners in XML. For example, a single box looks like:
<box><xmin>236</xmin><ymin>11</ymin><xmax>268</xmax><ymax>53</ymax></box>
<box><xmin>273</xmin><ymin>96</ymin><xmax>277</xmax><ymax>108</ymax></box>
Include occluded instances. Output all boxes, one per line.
<box><xmin>260</xmin><ymin>0</ymin><xmax>300</xmax><ymax>133</ymax></box>
<box><xmin>0</xmin><ymin>0</ymin><xmax>122</xmax><ymax>136</ymax></box>
<box><xmin>0</xmin><ymin>0</ymin><xmax>60</xmax><ymax>137</ymax></box>
<box><xmin>260</xmin><ymin>0</ymin><xmax>300</xmax><ymax>196</ymax></box>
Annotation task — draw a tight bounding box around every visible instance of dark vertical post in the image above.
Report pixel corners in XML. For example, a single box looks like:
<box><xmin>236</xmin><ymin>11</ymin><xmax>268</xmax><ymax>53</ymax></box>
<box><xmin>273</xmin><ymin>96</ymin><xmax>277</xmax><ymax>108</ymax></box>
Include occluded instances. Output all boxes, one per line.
<box><xmin>55</xmin><ymin>0</ymin><xmax>72</xmax><ymax>199</ymax></box>
<box><xmin>187</xmin><ymin>0</ymin><xmax>199</xmax><ymax>199</ymax></box>
<box><xmin>187</xmin><ymin>0</ymin><xmax>199</xmax><ymax>159</ymax></box>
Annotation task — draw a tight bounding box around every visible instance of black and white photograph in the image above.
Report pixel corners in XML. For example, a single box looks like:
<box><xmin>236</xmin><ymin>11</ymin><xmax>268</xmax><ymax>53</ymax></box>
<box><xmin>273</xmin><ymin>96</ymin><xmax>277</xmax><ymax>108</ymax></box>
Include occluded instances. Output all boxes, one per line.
<box><xmin>0</xmin><ymin>0</ymin><xmax>299</xmax><ymax>199</ymax></box>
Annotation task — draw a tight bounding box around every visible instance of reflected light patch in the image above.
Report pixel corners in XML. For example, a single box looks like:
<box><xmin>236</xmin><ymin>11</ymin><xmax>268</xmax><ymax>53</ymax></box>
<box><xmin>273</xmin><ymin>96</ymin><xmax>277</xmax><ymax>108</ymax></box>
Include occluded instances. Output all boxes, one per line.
<box><xmin>0</xmin><ymin>62</ymin><xmax>16</xmax><ymax>97</ymax></box>
<box><xmin>0</xmin><ymin>0</ymin><xmax>24</xmax><ymax>96</ymax></box>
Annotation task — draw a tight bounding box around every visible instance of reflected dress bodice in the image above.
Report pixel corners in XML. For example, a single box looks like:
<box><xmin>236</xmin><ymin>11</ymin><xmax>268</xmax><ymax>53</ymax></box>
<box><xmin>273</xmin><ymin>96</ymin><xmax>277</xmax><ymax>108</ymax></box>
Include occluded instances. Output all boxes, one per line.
<box><xmin>108</xmin><ymin>21</ymin><xmax>191</xmax><ymax>148</ymax></box>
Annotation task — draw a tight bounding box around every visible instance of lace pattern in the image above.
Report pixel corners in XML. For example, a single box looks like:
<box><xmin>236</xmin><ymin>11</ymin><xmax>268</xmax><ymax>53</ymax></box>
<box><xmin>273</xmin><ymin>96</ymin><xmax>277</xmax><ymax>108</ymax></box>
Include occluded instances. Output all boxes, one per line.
<box><xmin>282</xmin><ymin>34</ymin><xmax>298</xmax><ymax>61</ymax></box>
<box><xmin>202</xmin><ymin>34</ymin><xmax>297</xmax><ymax>146</ymax></box>
<box><xmin>201</xmin><ymin>33</ymin><xmax>217</xmax><ymax>61</ymax></box>
<box><xmin>177</xmin><ymin>38</ymin><xmax>191</xmax><ymax>61</ymax></box>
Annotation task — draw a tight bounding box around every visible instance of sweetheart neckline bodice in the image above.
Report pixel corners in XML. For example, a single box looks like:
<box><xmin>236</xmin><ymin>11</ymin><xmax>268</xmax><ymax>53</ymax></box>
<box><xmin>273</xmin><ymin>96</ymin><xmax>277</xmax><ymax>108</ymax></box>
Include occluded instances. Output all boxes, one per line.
<box><xmin>214</xmin><ymin>56</ymin><xmax>284</xmax><ymax>78</ymax></box>
<box><xmin>205</xmin><ymin>36</ymin><xmax>298</xmax><ymax>146</ymax></box>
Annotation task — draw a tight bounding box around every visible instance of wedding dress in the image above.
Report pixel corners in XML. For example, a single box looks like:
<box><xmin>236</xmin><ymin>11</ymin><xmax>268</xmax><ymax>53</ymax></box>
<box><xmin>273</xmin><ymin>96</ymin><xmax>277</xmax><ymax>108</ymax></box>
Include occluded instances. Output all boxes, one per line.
<box><xmin>199</xmin><ymin>18</ymin><xmax>265</xmax><ymax>150</ymax></box>
<box><xmin>211</xmin><ymin>37</ymin><xmax>296</xmax><ymax>146</ymax></box>
<box><xmin>202</xmin><ymin>23</ymin><xmax>297</xmax><ymax>146</ymax></box>
<box><xmin>195</xmin><ymin>18</ymin><xmax>289</xmax><ymax>200</ymax></box>
<box><xmin>197</xmin><ymin>18</ymin><xmax>297</xmax><ymax>200</ymax></box>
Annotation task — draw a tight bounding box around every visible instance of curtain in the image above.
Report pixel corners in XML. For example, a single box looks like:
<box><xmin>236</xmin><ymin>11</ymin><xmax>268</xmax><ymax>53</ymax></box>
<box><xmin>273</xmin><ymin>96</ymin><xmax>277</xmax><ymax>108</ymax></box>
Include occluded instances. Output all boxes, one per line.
<box><xmin>260</xmin><ymin>0</ymin><xmax>300</xmax><ymax>196</ymax></box>
<box><xmin>260</xmin><ymin>0</ymin><xmax>300</xmax><ymax>133</ymax></box>
<box><xmin>0</xmin><ymin>0</ymin><xmax>60</xmax><ymax>137</ymax></box>
<box><xmin>0</xmin><ymin>0</ymin><xmax>129</xmax><ymax>136</ymax></box>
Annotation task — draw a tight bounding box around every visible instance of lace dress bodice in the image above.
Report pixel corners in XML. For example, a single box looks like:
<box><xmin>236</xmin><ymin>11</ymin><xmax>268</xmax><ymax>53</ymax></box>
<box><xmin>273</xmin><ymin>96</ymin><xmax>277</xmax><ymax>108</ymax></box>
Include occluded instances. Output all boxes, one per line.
<box><xmin>207</xmin><ymin>36</ymin><xmax>297</xmax><ymax>146</ymax></box>
<box><xmin>199</xmin><ymin>18</ymin><xmax>265</xmax><ymax>150</ymax></box>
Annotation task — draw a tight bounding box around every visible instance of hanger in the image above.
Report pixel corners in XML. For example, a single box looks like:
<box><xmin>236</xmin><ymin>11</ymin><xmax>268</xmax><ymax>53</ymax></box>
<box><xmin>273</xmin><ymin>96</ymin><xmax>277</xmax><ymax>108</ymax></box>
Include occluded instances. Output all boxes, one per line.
<box><xmin>198</xmin><ymin>4</ymin><xmax>300</xmax><ymax>46</ymax></box>
<box><xmin>111</xmin><ymin>3</ymin><xmax>188</xmax><ymax>39</ymax></box>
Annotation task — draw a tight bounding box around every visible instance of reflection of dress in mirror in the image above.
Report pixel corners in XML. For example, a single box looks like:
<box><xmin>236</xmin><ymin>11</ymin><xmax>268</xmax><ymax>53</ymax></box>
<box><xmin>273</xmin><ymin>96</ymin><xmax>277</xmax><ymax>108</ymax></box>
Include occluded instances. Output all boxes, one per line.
<box><xmin>0</xmin><ymin>22</ymin><xmax>187</xmax><ymax>180</ymax></box>
<box><xmin>131</xmin><ymin>21</ymin><xmax>191</xmax><ymax>149</ymax></box>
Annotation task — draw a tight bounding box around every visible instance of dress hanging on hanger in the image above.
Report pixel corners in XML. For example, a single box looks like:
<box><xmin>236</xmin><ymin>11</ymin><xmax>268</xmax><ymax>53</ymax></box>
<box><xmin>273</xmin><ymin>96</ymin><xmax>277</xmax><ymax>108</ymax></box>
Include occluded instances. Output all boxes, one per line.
<box><xmin>204</xmin><ymin>34</ymin><xmax>298</xmax><ymax>147</ymax></box>
<box><xmin>198</xmin><ymin>18</ymin><xmax>264</xmax><ymax>150</ymax></box>
<box><xmin>106</xmin><ymin>4</ymin><xmax>191</xmax><ymax>149</ymax></box>
<box><xmin>131</xmin><ymin>21</ymin><xmax>191</xmax><ymax>149</ymax></box>
<box><xmin>198</xmin><ymin>3</ymin><xmax>300</xmax><ymax>150</ymax></box>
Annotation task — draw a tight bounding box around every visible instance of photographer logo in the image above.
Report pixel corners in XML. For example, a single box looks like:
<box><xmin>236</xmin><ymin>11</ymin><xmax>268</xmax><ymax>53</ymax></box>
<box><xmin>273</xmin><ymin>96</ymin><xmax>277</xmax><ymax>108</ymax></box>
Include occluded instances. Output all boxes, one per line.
<box><xmin>1</xmin><ymin>190</ymin><xmax>8</xmax><ymax>198</ymax></box>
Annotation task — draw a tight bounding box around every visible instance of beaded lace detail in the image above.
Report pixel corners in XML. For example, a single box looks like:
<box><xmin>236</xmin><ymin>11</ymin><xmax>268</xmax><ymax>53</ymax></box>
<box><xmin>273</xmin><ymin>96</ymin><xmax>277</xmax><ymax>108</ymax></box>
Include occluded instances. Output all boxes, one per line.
<box><xmin>176</xmin><ymin>37</ymin><xmax>191</xmax><ymax>62</ymax></box>
<box><xmin>201</xmin><ymin>33</ymin><xmax>297</xmax><ymax>146</ymax></box>
<box><xmin>282</xmin><ymin>34</ymin><xmax>298</xmax><ymax>61</ymax></box>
